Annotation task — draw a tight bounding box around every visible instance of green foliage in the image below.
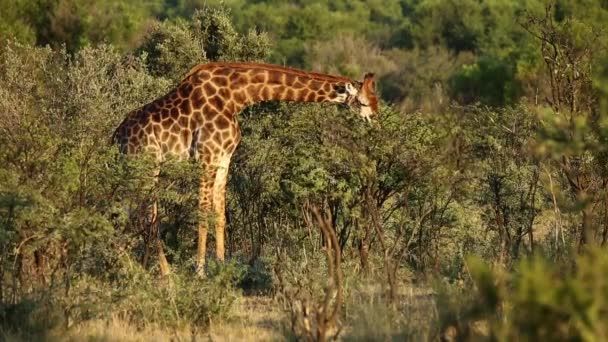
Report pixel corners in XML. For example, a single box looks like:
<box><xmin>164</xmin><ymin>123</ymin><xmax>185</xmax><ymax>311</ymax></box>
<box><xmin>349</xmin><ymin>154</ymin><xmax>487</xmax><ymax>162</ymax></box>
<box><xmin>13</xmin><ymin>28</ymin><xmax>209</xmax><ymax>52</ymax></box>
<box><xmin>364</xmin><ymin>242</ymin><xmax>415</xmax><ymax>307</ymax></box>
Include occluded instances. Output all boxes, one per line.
<box><xmin>449</xmin><ymin>57</ymin><xmax>521</xmax><ymax>106</ymax></box>
<box><xmin>0</xmin><ymin>0</ymin><xmax>37</xmax><ymax>44</ymax></box>
<box><xmin>441</xmin><ymin>248</ymin><xmax>608</xmax><ymax>340</ymax></box>
<box><xmin>0</xmin><ymin>7</ymin><xmax>267</xmax><ymax>337</ymax></box>
<box><xmin>0</xmin><ymin>0</ymin><xmax>162</xmax><ymax>51</ymax></box>
<box><xmin>100</xmin><ymin>260</ymin><xmax>244</xmax><ymax>329</ymax></box>
<box><xmin>135</xmin><ymin>6</ymin><xmax>270</xmax><ymax>82</ymax></box>
<box><xmin>136</xmin><ymin>19</ymin><xmax>206</xmax><ymax>81</ymax></box>
<box><xmin>191</xmin><ymin>6</ymin><xmax>270</xmax><ymax>62</ymax></box>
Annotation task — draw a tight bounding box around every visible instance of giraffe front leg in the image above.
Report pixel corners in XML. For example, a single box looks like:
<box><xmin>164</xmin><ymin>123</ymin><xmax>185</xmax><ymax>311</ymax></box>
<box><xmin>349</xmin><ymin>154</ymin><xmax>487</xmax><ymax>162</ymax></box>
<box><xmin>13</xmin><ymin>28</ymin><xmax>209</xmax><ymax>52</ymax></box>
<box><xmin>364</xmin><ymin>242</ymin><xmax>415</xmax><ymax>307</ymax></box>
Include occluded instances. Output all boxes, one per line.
<box><xmin>197</xmin><ymin>166</ymin><xmax>216</xmax><ymax>276</ymax></box>
<box><xmin>212</xmin><ymin>155</ymin><xmax>232</xmax><ymax>262</ymax></box>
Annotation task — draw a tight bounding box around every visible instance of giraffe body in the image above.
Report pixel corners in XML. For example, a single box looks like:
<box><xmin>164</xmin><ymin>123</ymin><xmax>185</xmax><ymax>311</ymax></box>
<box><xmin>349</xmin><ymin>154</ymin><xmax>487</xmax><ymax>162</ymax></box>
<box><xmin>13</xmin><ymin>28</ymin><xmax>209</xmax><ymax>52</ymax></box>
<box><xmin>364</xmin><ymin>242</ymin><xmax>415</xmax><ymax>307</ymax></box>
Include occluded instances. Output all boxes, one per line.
<box><xmin>113</xmin><ymin>62</ymin><xmax>378</xmax><ymax>276</ymax></box>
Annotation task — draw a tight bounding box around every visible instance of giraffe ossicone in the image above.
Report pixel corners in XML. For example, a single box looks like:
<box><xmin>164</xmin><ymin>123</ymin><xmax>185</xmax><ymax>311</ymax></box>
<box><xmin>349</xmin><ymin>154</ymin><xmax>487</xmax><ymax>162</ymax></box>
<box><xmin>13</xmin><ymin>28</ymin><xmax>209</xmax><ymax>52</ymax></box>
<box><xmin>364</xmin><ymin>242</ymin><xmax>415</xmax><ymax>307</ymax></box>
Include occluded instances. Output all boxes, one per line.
<box><xmin>113</xmin><ymin>62</ymin><xmax>379</xmax><ymax>276</ymax></box>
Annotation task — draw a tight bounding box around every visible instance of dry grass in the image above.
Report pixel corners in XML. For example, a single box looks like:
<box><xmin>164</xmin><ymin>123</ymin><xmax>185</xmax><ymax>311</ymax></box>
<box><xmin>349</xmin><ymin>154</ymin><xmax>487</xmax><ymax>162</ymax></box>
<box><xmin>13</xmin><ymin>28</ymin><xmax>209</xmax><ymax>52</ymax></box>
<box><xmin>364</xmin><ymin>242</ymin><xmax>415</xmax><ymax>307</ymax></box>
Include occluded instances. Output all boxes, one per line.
<box><xmin>208</xmin><ymin>296</ymin><xmax>285</xmax><ymax>341</ymax></box>
<box><xmin>36</xmin><ymin>296</ymin><xmax>287</xmax><ymax>342</ymax></box>
<box><xmin>1</xmin><ymin>277</ymin><xmax>439</xmax><ymax>341</ymax></box>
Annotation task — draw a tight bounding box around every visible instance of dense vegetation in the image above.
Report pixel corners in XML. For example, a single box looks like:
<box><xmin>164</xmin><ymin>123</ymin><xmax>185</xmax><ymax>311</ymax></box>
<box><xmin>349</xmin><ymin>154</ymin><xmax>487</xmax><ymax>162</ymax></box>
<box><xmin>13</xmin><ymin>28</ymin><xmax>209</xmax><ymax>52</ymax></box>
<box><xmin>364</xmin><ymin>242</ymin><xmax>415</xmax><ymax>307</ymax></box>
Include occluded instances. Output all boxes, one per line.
<box><xmin>1</xmin><ymin>0</ymin><xmax>608</xmax><ymax>340</ymax></box>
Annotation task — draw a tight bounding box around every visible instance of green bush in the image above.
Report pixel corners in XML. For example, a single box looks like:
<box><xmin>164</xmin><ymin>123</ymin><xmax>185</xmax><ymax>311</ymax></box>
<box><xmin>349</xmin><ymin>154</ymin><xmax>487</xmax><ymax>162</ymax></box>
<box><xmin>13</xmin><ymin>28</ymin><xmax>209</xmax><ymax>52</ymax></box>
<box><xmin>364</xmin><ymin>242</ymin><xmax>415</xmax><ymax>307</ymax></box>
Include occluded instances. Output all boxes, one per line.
<box><xmin>449</xmin><ymin>56</ymin><xmax>521</xmax><ymax>106</ymax></box>
<box><xmin>0</xmin><ymin>6</ymin><xmax>270</xmax><ymax>337</ymax></box>
<box><xmin>438</xmin><ymin>248</ymin><xmax>608</xmax><ymax>340</ymax></box>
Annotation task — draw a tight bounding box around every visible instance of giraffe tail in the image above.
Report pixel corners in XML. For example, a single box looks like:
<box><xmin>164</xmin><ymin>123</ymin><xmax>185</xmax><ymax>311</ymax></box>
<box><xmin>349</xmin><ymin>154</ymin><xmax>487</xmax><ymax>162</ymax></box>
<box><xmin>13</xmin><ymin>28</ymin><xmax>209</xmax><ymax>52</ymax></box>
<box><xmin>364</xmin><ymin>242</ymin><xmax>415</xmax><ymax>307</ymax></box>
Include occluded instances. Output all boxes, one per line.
<box><xmin>110</xmin><ymin>126</ymin><xmax>121</xmax><ymax>145</ymax></box>
<box><xmin>110</xmin><ymin>116</ymin><xmax>129</xmax><ymax>146</ymax></box>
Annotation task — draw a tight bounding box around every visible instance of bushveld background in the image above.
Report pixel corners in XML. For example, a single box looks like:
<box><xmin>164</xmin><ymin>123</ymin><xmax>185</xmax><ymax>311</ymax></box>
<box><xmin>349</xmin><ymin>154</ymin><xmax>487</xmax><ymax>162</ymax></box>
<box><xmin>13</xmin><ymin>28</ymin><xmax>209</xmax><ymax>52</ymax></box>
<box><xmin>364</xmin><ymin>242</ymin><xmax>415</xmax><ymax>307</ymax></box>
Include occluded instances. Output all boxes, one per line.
<box><xmin>1</xmin><ymin>0</ymin><xmax>608</xmax><ymax>341</ymax></box>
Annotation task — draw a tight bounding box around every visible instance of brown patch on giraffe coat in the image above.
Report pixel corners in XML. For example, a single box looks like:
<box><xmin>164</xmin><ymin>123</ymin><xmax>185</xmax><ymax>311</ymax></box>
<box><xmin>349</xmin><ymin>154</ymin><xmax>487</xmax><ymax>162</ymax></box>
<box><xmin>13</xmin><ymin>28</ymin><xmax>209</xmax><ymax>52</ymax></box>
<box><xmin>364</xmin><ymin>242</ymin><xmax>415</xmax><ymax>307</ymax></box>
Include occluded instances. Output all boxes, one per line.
<box><xmin>212</xmin><ymin>76</ymin><xmax>228</xmax><ymax>87</ymax></box>
<box><xmin>180</xmin><ymin>130</ymin><xmax>190</xmax><ymax>145</ymax></box>
<box><xmin>160</xmin><ymin>130</ymin><xmax>170</xmax><ymax>141</ymax></box>
<box><xmin>128</xmin><ymin>129</ymin><xmax>139</xmax><ymax>140</ymax></box>
<box><xmin>160</xmin><ymin>142</ymin><xmax>169</xmax><ymax>154</ymax></box>
<box><xmin>191</xmin><ymin>87</ymin><xmax>205</xmax><ymax>108</ymax></box>
<box><xmin>179</xmin><ymin>99</ymin><xmax>191</xmax><ymax>114</ymax></box>
<box><xmin>203</xmin><ymin>82</ymin><xmax>216</xmax><ymax>96</ymax></box>
<box><xmin>285</xmin><ymin>88</ymin><xmax>295</xmax><ymax>100</ymax></box>
<box><xmin>178</xmin><ymin>116</ymin><xmax>189</xmax><ymax>128</ymax></box>
<box><xmin>203</xmin><ymin>122</ymin><xmax>215</xmax><ymax>134</ymax></box>
<box><xmin>170</xmin><ymin>107</ymin><xmax>179</xmax><ymax>119</ymax></box>
<box><xmin>261</xmin><ymin>87</ymin><xmax>271</xmax><ymax>100</ymax></box>
<box><xmin>150</xmin><ymin>102</ymin><xmax>162</xmax><ymax>112</ymax></box>
<box><xmin>293</xmin><ymin>79</ymin><xmax>306</xmax><ymax>89</ymax></box>
<box><xmin>218</xmin><ymin>87</ymin><xmax>231</xmax><ymax>100</ymax></box>
<box><xmin>226</xmin><ymin>141</ymin><xmax>238</xmax><ymax>154</ymax></box>
<box><xmin>212</xmin><ymin>132</ymin><xmax>222</xmax><ymax>145</ymax></box>
<box><xmin>309</xmin><ymin>80</ymin><xmax>323</xmax><ymax>91</ymax></box>
<box><xmin>197</xmin><ymin>71</ymin><xmax>212</xmax><ymax>82</ymax></box>
<box><xmin>202</xmin><ymin>145</ymin><xmax>213</xmax><ymax>156</ymax></box>
<box><xmin>170</xmin><ymin>123</ymin><xmax>181</xmax><ymax>135</ymax></box>
<box><xmin>247</xmin><ymin>85</ymin><xmax>263</xmax><ymax>101</ymax></box>
<box><xmin>203</xmin><ymin>153</ymin><xmax>211</xmax><ymax>164</ymax></box>
<box><xmin>161</xmin><ymin>119</ymin><xmax>172</xmax><ymax>131</ymax></box>
<box><xmin>268</xmin><ymin>72</ymin><xmax>283</xmax><ymax>85</ymax></box>
<box><xmin>222</xmin><ymin>139</ymin><xmax>234</xmax><ymax>149</ymax></box>
<box><xmin>215</xmin><ymin>67</ymin><xmax>232</xmax><ymax>76</ymax></box>
<box><xmin>230</xmin><ymin>122</ymin><xmax>240</xmax><ymax>136</ymax></box>
<box><xmin>208</xmin><ymin>96</ymin><xmax>225</xmax><ymax>111</ymax></box>
<box><xmin>203</xmin><ymin>107</ymin><xmax>215</xmax><ymax>121</ymax></box>
<box><xmin>229</xmin><ymin>73</ymin><xmax>247</xmax><ymax>89</ymax></box>
<box><xmin>298</xmin><ymin>89</ymin><xmax>309</xmax><ymax>101</ymax></box>
<box><xmin>250</xmin><ymin>72</ymin><xmax>266</xmax><ymax>84</ymax></box>
<box><xmin>306</xmin><ymin>92</ymin><xmax>316</xmax><ymax>102</ymax></box>
<box><xmin>168</xmin><ymin>135</ymin><xmax>178</xmax><ymax>149</ymax></box>
<box><xmin>153</xmin><ymin>124</ymin><xmax>162</xmax><ymax>136</ymax></box>
<box><xmin>129</xmin><ymin>136</ymin><xmax>140</xmax><ymax>146</ymax></box>
<box><xmin>285</xmin><ymin>74</ymin><xmax>296</xmax><ymax>87</ymax></box>
<box><xmin>323</xmin><ymin>83</ymin><xmax>331</xmax><ymax>92</ymax></box>
<box><xmin>189</xmin><ymin>117</ymin><xmax>198</xmax><ymax>130</ymax></box>
<box><xmin>233</xmin><ymin>91</ymin><xmax>246</xmax><ymax>104</ymax></box>
<box><xmin>193</xmin><ymin>110</ymin><xmax>204</xmax><ymax>123</ymax></box>
<box><xmin>225</xmin><ymin>101</ymin><xmax>235</xmax><ymax>114</ymax></box>
<box><xmin>178</xmin><ymin>83</ymin><xmax>193</xmax><ymax>98</ymax></box>
<box><xmin>215</xmin><ymin>115</ymin><xmax>230</xmax><ymax>130</ymax></box>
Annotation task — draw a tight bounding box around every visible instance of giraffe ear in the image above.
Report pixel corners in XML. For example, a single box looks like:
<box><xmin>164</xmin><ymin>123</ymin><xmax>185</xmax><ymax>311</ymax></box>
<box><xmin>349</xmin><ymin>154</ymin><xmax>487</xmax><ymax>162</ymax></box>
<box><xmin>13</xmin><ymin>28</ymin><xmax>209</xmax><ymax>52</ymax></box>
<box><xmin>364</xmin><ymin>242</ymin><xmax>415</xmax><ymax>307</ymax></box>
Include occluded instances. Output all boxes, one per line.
<box><xmin>362</xmin><ymin>73</ymin><xmax>375</xmax><ymax>91</ymax></box>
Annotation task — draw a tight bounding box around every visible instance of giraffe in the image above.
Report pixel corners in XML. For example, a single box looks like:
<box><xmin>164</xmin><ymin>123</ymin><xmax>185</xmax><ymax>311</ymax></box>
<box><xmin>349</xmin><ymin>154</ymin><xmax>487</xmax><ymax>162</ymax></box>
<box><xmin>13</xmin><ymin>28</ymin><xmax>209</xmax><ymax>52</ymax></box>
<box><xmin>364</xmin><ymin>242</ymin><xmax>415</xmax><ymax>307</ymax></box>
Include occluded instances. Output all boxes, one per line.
<box><xmin>113</xmin><ymin>62</ymin><xmax>379</xmax><ymax>276</ymax></box>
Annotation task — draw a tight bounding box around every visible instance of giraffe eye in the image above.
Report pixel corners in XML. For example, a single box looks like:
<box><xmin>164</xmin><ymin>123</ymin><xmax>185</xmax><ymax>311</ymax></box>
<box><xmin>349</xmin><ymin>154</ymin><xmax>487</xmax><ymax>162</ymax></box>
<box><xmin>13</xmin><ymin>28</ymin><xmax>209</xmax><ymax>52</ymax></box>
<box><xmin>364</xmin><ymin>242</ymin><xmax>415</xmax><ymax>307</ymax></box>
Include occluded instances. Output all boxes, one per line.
<box><xmin>334</xmin><ymin>85</ymin><xmax>346</xmax><ymax>94</ymax></box>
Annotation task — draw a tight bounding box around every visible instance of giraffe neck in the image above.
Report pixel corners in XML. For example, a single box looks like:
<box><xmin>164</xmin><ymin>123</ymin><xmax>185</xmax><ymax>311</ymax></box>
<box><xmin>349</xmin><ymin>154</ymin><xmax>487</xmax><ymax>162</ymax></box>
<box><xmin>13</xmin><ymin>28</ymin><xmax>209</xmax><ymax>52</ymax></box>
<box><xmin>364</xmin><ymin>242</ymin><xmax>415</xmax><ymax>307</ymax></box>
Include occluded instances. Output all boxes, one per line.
<box><xmin>186</xmin><ymin>63</ymin><xmax>356</xmax><ymax>117</ymax></box>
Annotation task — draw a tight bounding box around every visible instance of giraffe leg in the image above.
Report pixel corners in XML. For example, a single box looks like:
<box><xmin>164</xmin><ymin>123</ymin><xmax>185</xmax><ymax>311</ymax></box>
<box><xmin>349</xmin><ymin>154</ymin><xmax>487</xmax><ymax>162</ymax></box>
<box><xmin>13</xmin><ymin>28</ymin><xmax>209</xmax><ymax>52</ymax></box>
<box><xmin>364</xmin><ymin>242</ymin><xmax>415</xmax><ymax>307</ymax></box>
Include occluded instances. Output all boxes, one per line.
<box><xmin>141</xmin><ymin>158</ymin><xmax>171</xmax><ymax>277</ymax></box>
<box><xmin>196</xmin><ymin>165</ymin><xmax>217</xmax><ymax>276</ymax></box>
<box><xmin>149</xmin><ymin>200</ymin><xmax>170</xmax><ymax>276</ymax></box>
<box><xmin>212</xmin><ymin>154</ymin><xmax>232</xmax><ymax>262</ymax></box>
<box><xmin>141</xmin><ymin>201</ymin><xmax>154</xmax><ymax>269</ymax></box>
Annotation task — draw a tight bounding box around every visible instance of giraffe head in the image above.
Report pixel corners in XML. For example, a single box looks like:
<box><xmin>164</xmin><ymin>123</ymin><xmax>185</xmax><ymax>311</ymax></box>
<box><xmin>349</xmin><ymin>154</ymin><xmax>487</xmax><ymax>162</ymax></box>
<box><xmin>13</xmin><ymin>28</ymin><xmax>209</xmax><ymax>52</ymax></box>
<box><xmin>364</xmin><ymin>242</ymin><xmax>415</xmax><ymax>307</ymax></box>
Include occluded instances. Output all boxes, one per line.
<box><xmin>341</xmin><ymin>73</ymin><xmax>379</xmax><ymax>123</ymax></box>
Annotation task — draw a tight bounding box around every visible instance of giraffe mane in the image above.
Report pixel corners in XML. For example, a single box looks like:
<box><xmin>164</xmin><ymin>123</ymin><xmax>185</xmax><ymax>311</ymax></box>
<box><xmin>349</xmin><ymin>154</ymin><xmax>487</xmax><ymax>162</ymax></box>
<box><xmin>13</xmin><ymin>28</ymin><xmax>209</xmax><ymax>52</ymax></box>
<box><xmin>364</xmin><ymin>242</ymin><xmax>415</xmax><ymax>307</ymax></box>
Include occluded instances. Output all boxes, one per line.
<box><xmin>184</xmin><ymin>62</ymin><xmax>356</xmax><ymax>84</ymax></box>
